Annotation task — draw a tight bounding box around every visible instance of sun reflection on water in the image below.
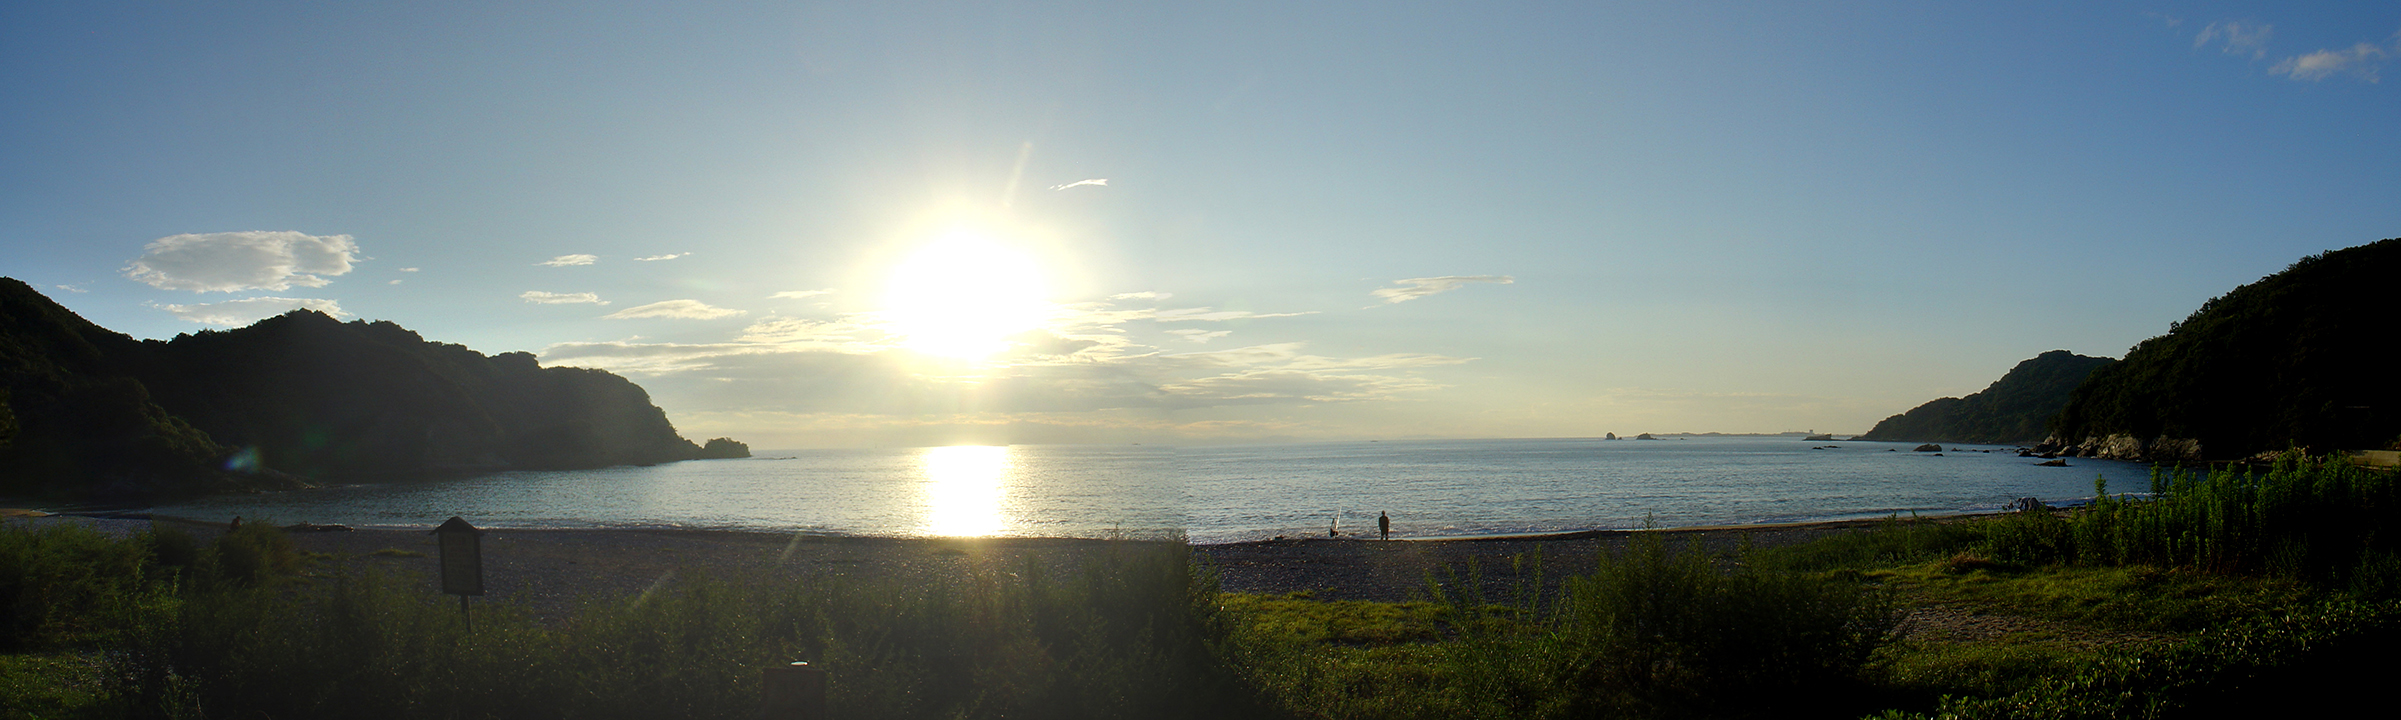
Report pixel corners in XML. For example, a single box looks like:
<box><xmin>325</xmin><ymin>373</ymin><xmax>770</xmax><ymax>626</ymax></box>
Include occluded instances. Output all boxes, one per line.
<box><xmin>919</xmin><ymin>445</ymin><xmax>1013</xmax><ymax>536</ymax></box>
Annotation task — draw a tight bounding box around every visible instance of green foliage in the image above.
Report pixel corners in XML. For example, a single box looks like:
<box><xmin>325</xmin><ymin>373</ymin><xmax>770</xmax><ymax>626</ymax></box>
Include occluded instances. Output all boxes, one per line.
<box><xmin>1230</xmin><ymin>538</ymin><xmax>1903</xmax><ymax>719</ymax></box>
<box><xmin>0</xmin><ymin>279</ymin><xmax>228</xmax><ymax>500</ymax></box>
<box><xmin>2050</xmin><ymin>237</ymin><xmax>2401</xmax><ymax>457</ymax></box>
<box><xmin>1552</xmin><ymin>534</ymin><xmax>1902</xmax><ymax>718</ymax></box>
<box><xmin>1982</xmin><ymin>458</ymin><xmax>2401</xmax><ymax>585</ymax></box>
<box><xmin>1859</xmin><ymin>350</ymin><xmax>2116</xmax><ymax>444</ymax></box>
<box><xmin>0</xmin><ymin>523</ymin><xmax>162</xmax><ymax>652</ymax></box>
<box><xmin>1896</xmin><ymin>599</ymin><xmax>2401</xmax><ymax>719</ymax></box>
<box><xmin>114</xmin><ymin>541</ymin><xmax>1262</xmax><ymax>720</ymax></box>
<box><xmin>0</xmin><ymin>652</ymin><xmax>118</xmax><ymax>720</ymax></box>
<box><xmin>1746</xmin><ymin>515</ymin><xmax>1986</xmax><ymax>573</ymax></box>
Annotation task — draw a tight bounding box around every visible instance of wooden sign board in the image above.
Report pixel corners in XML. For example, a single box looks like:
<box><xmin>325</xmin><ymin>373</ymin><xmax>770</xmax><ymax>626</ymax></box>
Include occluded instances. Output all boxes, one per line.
<box><xmin>432</xmin><ymin>516</ymin><xmax>484</xmax><ymax>596</ymax></box>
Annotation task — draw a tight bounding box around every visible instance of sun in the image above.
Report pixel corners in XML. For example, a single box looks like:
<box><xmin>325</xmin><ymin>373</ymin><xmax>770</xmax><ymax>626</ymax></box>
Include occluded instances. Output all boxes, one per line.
<box><xmin>879</xmin><ymin>229</ymin><xmax>1054</xmax><ymax>361</ymax></box>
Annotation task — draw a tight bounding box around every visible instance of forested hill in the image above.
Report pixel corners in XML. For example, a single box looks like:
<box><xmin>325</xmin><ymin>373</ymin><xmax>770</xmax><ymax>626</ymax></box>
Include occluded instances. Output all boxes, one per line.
<box><xmin>0</xmin><ymin>278</ymin><xmax>746</xmax><ymax>501</ymax></box>
<box><xmin>1855</xmin><ymin>350</ymin><xmax>2115</xmax><ymax>445</ymax></box>
<box><xmin>2047</xmin><ymin>237</ymin><xmax>2401</xmax><ymax>461</ymax></box>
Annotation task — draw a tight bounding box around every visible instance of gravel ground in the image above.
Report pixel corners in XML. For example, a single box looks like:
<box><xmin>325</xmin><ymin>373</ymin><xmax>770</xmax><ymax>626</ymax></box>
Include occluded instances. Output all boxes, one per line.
<box><xmin>13</xmin><ymin>511</ymin><xmax>2160</xmax><ymax>646</ymax></box>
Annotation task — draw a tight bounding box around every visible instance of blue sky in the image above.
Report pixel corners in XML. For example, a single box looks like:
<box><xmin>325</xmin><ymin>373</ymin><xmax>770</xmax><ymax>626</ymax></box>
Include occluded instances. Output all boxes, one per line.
<box><xmin>5</xmin><ymin>1</ymin><xmax>2397</xmax><ymax>448</ymax></box>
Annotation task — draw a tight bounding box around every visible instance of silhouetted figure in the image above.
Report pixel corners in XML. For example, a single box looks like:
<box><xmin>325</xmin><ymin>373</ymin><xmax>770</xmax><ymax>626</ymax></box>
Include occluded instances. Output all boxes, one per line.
<box><xmin>1379</xmin><ymin>511</ymin><xmax>1390</xmax><ymax>541</ymax></box>
<box><xmin>229</xmin><ymin>516</ymin><xmax>242</xmax><ymax>532</ymax></box>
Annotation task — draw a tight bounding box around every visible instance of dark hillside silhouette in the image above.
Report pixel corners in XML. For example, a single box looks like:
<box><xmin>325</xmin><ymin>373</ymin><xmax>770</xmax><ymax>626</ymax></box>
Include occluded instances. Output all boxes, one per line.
<box><xmin>0</xmin><ymin>279</ymin><xmax>228</xmax><ymax>499</ymax></box>
<box><xmin>2049</xmin><ymin>237</ymin><xmax>2401</xmax><ymax>460</ymax></box>
<box><xmin>1856</xmin><ymin>350</ymin><xmax>2114</xmax><ymax>444</ymax></box>
<box><xmin>0</xmin><ymin>279</ymin><xmax>741</xmax><ymax>500</ymax></box>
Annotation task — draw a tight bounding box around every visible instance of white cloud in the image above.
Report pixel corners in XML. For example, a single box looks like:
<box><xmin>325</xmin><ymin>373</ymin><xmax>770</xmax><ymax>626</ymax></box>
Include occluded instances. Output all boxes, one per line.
<box><xmin>1370</xmin><ymin>275</ymin><xmax>1516</xmax><ymax>305</ymax></box>
<box><xmin>124</xmin><ymin>231</ymin><xmax>360</xmax><ymax>292</ymax></box>
<box><xmin>604</xmin><ymin>299</ymin><xmax>746</xmax><ymax>320</ymax></box>
<box><xmin>399</xmin><ymin>267</ymin><xmax>420</xmax><ymax>272</ymax></box>
<box><xmin>521</xmin><ymin>291</ymin><xmax>609</xmax><ymax>305</ymax></box>
<box><xmin>736</xmin><ymin>317</ymin><xmax>881</xmax><ymax>347</ymax></box>
<box><xmin>2195</xmin><ymin>21</ymin><xmax>2272</xmax><ymax>60</ymax></box>
<box><xmin>1166</xmin><ymin>328</ymin><xmax>1231</xmax><ymax>343</ymax></box>
<box><xmin>1050</xmin><ymin>178</ymin><xmax>1108</xmax><ymax>190</ymax></box>
<box><xmin>54</xmin><ymin>284</ymin><xmax>87</xmax><ymax>293</ymax></box>
<box><xmin>769</xmin><ymin>289</ymin><xmax>835</xmax><ymax>300</ymax></box>
<box><xmin>2272</xmin><ymin>41</ymin><xmax>2390</xmax><ymax>82</ymax></box>
<box><xmin>538</xmin><ymin>254</ymin><xmax>599</xmax><ymax>267</ymax></box>
<box><xmin>1153</xmin><ymin>307</ymin><xmax>1318</xmax><ymax>322</ymax></box>
<box><xmin>152</xmin><ymin>297</ymin><xmax>345</xmax><ymax>326</ymax></box>
<box><xmin>637</xmin><ymin>253</ymin><xmax>691</xmax><ymax>261</ymax></box>
<box><xmin>1110</xmin><ymin>291</ymin><xmax>1171</xmax><ymax>300</ymax></box>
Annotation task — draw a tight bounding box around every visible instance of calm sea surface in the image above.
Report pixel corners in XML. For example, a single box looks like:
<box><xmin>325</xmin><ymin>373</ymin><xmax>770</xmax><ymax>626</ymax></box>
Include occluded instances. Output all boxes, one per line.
<box><xmin>146</xmin><ymin>437</ymin><xmax>2152</xmax><ymax>544</ymax></box>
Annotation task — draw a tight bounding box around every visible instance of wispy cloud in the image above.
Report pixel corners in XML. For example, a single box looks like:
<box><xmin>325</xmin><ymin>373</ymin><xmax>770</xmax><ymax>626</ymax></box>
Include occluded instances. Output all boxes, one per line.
<box><xmin>1370</xmin><ymin>275</ymin><xmax>1516</xmax><ymax>305</ymax></box>
<box><xmin>1110</xmin><ymin>291</ymin><xmax>1171</xmax><ymax>300</ymax></box>
<box><xmin>1153</xmin><ymin>308</ymin><xmax>1318</xmax><ymax>322</ymax></box>
<box><xmin>538</xmin><ymin>254</ymin><xmax>599</xmax><ymax>267</ymax></box>
<box><xmin>521</xmin><ymin>291</ymin><xmax>609</xmax><ymax>305</ymax></box>
<box><xmin>735</xmin><ymin>317</ymin><xmax>880</xmax><ymax>347</ymax></box>
<box><xmin>54</xmin><ymin>284</ymin><xmax>87</xmax><ymax>293</ymax></box>
<box><xmin>1050</xmin><ymin>178</ymin><xmax>1108</xmax><ymax>191</ymax></box>
<box><xmin>636</xmin><ymin>252</ymin><xmax>691</xmax><ymax>262</ymax></box>
<box><xmin>152</xmin><ymin>297</ymin><xmax>345</xmax><ymax>326</ymax></box>
<box><xmin>769</xmin><ymin>289</ymin><xmax>835</xmax><ymax>300</ymax></box>
<box><xmin>539</xmin><ymin>290</ymin><xmax>1468</xmax><ymax>418</ymax></box>
<box><xmin>399</xmin><ymin>267</ymin><xmax>419</xmax><ymax>273</ymax></box>
<box><xmin>2272</xmin><ymin>37</ymin><xmax>2394</xmax><ymax>82</ymax></box>
<box><xmin>124</xmin><ymin>231</ymin><xmax>360</xmax><ymax>292</ymax></box>
<box><xmin>1166</xmin><ymin>328</ymin><xmax>1231</xmax><ymax>343</ymax></box>
<box><xmin>604</xmin><ymin>299</ymin><xmax>745</xmax><ymax>320</ymax></box>
<box><xmin>2195</xmin><ymin>21</ymin><xmax>2272</xmax><ymax>60</ymax></box>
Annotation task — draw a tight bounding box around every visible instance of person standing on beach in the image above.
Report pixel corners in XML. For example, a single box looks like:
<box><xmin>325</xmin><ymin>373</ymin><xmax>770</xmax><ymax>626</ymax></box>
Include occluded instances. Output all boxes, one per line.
<box><xmin>1379</xmin><ymin>511</ymin><xmax>1390</xmax><ymax>541</ymax></box>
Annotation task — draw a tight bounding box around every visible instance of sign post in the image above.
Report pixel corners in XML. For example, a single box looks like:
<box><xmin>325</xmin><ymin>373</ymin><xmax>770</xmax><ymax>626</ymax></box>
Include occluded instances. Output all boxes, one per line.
<box><xmin>431</xmin><ymin>516</ymin><xmax>484</xmax><ymax>631</ymax></box>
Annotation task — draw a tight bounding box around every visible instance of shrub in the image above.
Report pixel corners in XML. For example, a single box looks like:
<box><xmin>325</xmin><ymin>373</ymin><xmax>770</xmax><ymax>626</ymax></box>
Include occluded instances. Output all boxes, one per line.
<box><xmin>0</xmin><ymin>522</ymin><xmax>161</xmax><ymax>651</ymax></box>
<box><xmin>1553</xmin><ymin>534</ymin><xmax>1902</xmax><ymax>717</ymax></box>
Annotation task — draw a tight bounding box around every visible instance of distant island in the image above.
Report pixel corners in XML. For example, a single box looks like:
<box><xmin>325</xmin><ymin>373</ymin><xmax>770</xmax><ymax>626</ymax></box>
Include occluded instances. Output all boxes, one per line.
<box><xmin>0</xmin><ymin>278</ymin><xmax>748</xmax><ymax>502</ymax></box>
<box><xmin>1855</xmin><ymin>350</ymin><xmax>2115</xmax><ymax>445</ymax></box>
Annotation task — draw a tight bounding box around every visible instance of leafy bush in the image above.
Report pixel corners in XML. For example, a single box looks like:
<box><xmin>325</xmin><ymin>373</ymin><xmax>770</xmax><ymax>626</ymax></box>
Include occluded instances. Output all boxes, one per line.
<box><xmin>1552</xmin><ymin>534</ymin><xmax>1902</xmax><ymax>718</ymax></box>
<box><xmin>1981</xmin><ymin>458</ymin><xmax>2401</xmax><ymax>584</ymax></box>
<box><xmin>123</xmin><ymin>540</ymin><xmax>1263</xmax><ymax>720</ymax></box>
<box><xmin>0</xmin><ymin>523</ymin><xmax>161</xmax><ymax>651</ymax></box>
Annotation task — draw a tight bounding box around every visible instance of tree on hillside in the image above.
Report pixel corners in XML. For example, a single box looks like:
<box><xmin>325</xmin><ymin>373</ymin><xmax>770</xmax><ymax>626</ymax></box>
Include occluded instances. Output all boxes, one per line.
<box><xmin>2049</xmin><ymin>237</ymin><xmax>2401</xmax><ymax>458</ymax></box>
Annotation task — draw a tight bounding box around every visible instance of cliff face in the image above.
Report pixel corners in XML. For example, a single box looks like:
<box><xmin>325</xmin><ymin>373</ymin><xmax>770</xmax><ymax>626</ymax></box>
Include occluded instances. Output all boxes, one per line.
<box><xmin>1856</xmin><ymin>350</ymin><xmax>2115</xmax><ymax>445</ymax></box>
<box><xmin>0</xmin><ymin>279</ymin><xmax>731</xmax><ymax>500</ymax></box>
<box><xmin>2047</xmin><ymin>237</ymin><xmax>2401</xmax><ymax>461</ymax></box>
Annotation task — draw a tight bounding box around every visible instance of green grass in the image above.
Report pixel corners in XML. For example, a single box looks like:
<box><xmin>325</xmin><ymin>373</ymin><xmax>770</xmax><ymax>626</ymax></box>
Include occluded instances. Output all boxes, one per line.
<box><xmin>12</xmin><ymin>458</ymin><xmax>2401</xmax><ymax>719</ymax></box>
<box><xmin>1873</xmin><ymin>561</ymin><xmax>2317</xmax><ymax>633</ymax></box>
<box><xmin>0</xmin><ymin>652</ymin><xmax>115</xmax><ymax>720</ymax></box>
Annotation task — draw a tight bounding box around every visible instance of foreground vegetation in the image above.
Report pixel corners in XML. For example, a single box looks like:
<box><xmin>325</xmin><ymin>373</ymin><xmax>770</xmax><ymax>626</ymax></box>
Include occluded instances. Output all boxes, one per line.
<box><xmin>6</xmin><ymin>456</ymin><xmax>2398</xmax><ymax>719</ymax></box>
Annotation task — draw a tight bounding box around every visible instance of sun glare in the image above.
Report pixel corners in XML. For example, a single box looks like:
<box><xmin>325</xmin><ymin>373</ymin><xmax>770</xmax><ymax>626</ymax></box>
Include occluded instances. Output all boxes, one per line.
<box><xmin>880</xmin><ymin>230</ymin><xmax>1053</xmax><ymax>361</ymax></box>
<box><xmin>919</xmin><ymin>445</ymin><xmax>1012</xmax><ymax>536</ymax></box>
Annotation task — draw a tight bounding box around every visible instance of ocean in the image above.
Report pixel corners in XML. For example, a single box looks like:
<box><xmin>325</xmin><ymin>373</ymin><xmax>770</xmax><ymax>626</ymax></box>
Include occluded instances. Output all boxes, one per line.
<box><xmin>145</xmin><ymin>436</ymin><xmax>2151</xmax><ymax>544</ymax></box>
